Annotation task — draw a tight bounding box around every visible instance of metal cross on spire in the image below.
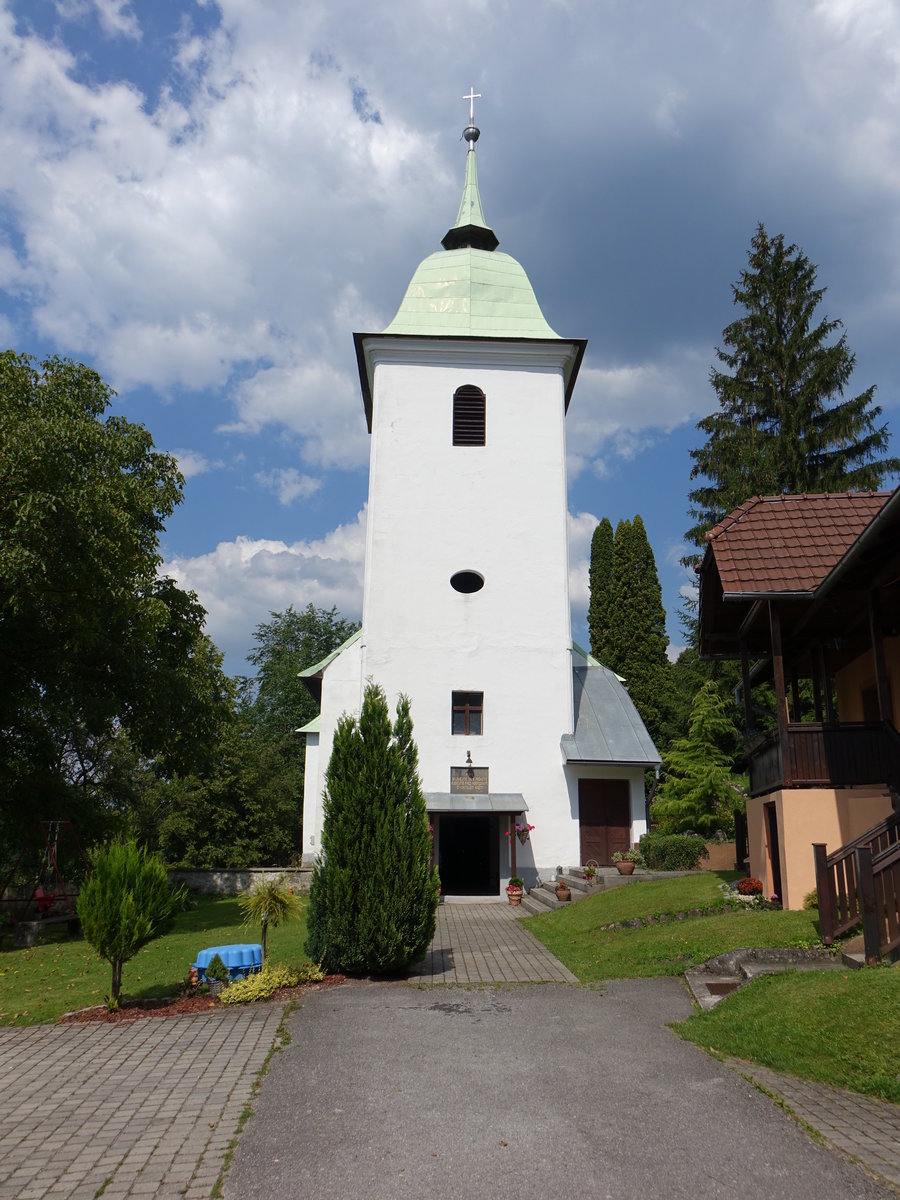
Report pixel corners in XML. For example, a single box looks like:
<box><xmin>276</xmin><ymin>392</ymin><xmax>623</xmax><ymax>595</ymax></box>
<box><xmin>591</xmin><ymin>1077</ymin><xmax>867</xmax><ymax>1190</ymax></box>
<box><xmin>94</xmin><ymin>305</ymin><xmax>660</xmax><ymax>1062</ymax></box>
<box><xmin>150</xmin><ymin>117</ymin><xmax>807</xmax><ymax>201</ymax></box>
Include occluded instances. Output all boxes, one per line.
<box><xmin>462</xmin><ymin>87</ymin><xmax>481</xmax><ymax>125</ymax></box>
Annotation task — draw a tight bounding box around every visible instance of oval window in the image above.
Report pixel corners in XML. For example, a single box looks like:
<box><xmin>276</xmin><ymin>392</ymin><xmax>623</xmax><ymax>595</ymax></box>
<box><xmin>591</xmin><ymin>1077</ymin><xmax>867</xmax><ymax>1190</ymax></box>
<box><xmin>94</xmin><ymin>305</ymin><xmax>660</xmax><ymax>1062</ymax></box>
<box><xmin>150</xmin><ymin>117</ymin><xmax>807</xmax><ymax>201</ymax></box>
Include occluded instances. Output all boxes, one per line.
<box><xmin>450</xmin><ymin>570</ymin><xmax>485</xmax><ymax>594</ymax></box>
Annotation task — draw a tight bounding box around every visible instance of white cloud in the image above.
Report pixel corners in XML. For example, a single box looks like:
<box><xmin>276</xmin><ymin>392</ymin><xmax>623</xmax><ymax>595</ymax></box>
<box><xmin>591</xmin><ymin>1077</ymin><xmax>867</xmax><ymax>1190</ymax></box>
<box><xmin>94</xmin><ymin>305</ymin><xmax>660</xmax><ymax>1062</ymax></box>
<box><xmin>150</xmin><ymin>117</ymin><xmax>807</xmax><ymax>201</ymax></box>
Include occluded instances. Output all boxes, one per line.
<box><xmin>172</xmin><ymin>449</ymin><xmax>218</xmax><ymax>479</ymax></box>
<box><xmin>164</xmin><ymin>506</ymin><xmax>367</xmax><ymax>669</ymax></box>
<box><xmin>93</xmin><ymin>0</ymin><xmax>141</xmax><ymax>39</ymax></box>
<box><xmin>54</xmin><ymin>0</ymin><xmax>140</xmax><ymax>38</ymax></box>
<box><xmin>225</xmin><ymin>358</ymin><xmax>369</xmax><ymax>470</ymax></box>
<box><xmin>566</xmin><ymin>348</ymin><xmax>708</xmax><ymax>479</ymax></box>
<box><xmin>566</xmin><ymin>509</ymin><xmax>599</xmax><ymax>629</ymax></box>
<box><xmin>255</xmin><ymin>468</ymin><xmax>322</xmax><ymax>505</ymax></box>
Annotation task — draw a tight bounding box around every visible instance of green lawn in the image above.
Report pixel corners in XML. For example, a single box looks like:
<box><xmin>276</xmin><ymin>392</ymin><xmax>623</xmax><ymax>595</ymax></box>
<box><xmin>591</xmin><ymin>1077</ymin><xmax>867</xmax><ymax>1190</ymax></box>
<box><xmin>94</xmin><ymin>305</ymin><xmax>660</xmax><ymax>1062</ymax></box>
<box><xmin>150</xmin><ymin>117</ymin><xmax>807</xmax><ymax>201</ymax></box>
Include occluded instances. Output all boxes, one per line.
<box><xmin>0</xmin><ymin>895</ymin><xmax>310</xmax><ymax>1027</ymax></box>
<box><xmin>523</xmin><ymin>874</ymin><xmax>820</xmax><ymax>980</ymax></box>
<box><xmin>545</xmin><ymin>872</ymin><xmax>738</xmax><ymax>926</ymax></box>
<box><xmin>678</xmin><ymin>968</ymin><xmax>900</xmax><ymax>1103</ymax></box>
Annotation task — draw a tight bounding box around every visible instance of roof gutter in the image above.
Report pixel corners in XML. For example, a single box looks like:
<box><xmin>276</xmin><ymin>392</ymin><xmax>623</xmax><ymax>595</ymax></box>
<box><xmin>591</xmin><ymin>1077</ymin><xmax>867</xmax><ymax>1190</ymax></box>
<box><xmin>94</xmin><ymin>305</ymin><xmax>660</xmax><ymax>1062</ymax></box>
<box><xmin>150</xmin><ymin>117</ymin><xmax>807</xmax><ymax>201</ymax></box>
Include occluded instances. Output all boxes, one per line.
<box><xmin>812</xmin><ymin>487</ymin><xmax>900</xmax><ymax>604</ymax></box>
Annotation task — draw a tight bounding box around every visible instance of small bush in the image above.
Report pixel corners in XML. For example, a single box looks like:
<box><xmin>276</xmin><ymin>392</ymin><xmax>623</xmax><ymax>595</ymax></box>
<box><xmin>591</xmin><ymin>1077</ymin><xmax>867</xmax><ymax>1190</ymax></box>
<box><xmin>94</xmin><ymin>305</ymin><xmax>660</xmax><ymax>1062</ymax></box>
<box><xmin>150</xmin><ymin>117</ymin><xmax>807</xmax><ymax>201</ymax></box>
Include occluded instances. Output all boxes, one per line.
<box><xmin>219</xmin><ymin>962</ymin><xmax>324</xmax><ymax>1004</ymax></box>
<box><xmin>639</xmin><ymin>834</ymin><xmax>709</xmax><ymax>871</ymax></box>
<box><xmin>803</xmin><ymin>889</ymin><xmax>818</xmax><ymax>910</ymax></box>
<box><xmin>205</xmin><ymin>953</ymin><xmax>230</xmax><ymax>984</ymax></box>
<box><xmin>738</xmin><ymin>876</ymin><xmax>763</xmax><ymax>896</ymax></box>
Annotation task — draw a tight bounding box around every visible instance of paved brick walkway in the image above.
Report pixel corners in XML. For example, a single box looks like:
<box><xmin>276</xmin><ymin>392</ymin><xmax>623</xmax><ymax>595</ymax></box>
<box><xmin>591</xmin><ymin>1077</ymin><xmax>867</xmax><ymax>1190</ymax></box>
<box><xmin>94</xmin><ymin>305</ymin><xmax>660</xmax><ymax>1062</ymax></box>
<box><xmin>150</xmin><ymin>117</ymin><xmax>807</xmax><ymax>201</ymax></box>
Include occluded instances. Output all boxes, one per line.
<box><xmin>727</xmin><ymin>1059</ymin><xmax>900</xmax><ymax>1190</ymax></box>
<box><xmin>409</xmin><ymin>899</ymin><xmax>577</xmax><ymax>983</ymax></box>
<box><xmin>0</xmin><ymin>1005</ymin><xmax>283</xmax><ymax>1200</ymax></box>
<box><xmin>0</xmin><ymin>904</ymin><xmax>896</xmax><ymax>1198</ymax></box>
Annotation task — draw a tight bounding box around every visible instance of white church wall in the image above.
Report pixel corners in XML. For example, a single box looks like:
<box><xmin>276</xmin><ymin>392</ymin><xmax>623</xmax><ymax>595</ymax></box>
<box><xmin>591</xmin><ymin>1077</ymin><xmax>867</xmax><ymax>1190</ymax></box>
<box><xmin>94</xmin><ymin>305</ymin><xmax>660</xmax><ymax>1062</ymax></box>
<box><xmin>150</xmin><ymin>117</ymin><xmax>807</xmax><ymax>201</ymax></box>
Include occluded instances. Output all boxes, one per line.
<box><xmin>355</xmin><ymin>339</ymin><xmax>581</xmax><ymax>884</ymax></box>
<box><xmin>301</xmin><ymin>637</ymin><xmax>363</xmax><ymax>864</ymax></box>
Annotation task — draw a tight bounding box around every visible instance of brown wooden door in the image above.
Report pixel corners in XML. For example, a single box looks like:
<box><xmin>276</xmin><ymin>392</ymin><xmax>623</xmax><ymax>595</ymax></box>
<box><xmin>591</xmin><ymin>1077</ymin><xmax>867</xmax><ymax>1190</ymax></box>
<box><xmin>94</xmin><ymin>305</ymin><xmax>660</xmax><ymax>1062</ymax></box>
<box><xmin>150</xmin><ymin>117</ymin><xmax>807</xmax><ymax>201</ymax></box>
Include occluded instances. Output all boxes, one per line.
<box><xmin>579</xmin><ymin>779</ymin><xmax>631</xmax><ymax>865</ymax></box>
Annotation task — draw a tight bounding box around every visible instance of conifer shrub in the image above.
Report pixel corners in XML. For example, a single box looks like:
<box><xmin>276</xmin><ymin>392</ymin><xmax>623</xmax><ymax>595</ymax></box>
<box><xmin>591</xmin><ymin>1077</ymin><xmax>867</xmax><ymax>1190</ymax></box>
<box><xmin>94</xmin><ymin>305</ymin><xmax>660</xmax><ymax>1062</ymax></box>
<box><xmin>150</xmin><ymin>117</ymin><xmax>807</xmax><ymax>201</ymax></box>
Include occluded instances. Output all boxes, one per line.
<box><xmin>639</xmin><ymin>833</ymin><xmax>709</xmax><ymax>872</ymax></box>
<box><xmin>77</xmin><ymin>839</ymin><xmax>186</xmax><ymax>1009</ymax></box>
<box><xmin>204</xmin><ymin>953</ymin><xmax>230</xmax><ymax>984</ymax></box>
<box><xmin>305</xmin><ymin>683</ymin><xmax>440</xmax><ymax>974</ymax></box>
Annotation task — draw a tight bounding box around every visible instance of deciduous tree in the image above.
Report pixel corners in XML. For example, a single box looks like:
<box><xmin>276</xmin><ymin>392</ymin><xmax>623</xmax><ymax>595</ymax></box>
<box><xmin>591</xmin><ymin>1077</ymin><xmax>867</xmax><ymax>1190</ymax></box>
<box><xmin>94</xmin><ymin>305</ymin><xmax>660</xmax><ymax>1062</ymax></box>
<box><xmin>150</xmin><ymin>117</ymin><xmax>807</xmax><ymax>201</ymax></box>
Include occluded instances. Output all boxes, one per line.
<box><xmin>0</xmin><ymin>352</ymin><xmax>230</xmax><ymax>862</ymax></box>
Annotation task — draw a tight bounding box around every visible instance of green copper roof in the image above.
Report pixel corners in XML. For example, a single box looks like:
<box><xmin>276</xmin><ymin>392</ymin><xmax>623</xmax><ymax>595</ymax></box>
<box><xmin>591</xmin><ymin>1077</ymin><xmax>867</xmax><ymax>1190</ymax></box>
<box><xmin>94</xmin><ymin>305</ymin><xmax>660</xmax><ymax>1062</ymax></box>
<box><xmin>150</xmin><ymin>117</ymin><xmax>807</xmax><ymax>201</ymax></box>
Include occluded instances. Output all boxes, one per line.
<box><xmin>383</xmin><ymin>134</ymin><xmax>559</xmax><ymax>339</ymax></box>
<box><xmin>441</xmin><ymin>145</ymin><xmax>499</xmax><ymax>252</ymax></box>
<box><xmin>383</xmin><ymin>246</ymin><xmax>559</xmax><ymax>337</ymax></box>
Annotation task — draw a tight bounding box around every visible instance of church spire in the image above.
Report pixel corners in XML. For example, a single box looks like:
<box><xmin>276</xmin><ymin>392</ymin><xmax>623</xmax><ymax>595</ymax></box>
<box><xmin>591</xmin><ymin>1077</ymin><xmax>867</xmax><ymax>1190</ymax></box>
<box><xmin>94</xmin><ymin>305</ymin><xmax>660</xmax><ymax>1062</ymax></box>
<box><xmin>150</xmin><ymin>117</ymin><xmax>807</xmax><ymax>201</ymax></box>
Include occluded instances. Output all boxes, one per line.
<box><xmin>441</xmin><ymin>89</ymin><xmax>499</xmax><ymax>252</ymax></box>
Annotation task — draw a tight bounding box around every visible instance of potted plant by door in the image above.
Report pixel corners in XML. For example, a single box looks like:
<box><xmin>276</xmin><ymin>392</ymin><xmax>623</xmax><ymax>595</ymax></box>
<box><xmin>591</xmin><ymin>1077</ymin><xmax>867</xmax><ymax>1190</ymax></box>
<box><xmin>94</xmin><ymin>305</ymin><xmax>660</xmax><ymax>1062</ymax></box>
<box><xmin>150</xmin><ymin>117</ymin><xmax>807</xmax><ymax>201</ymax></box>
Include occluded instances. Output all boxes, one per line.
<box><xmin>555</xmin><ymin>878</ymin><xmax>572</xmax><ymax>902</ymax></box>
<box><xmin>505</xmin><ymin>877</ymin><xmax>525</xmax><ymax>906</ymax></box>
<box><xmin>612</xmin><ymin>848</ymin><xmax>643</xmax><ymax>876</ymax></box>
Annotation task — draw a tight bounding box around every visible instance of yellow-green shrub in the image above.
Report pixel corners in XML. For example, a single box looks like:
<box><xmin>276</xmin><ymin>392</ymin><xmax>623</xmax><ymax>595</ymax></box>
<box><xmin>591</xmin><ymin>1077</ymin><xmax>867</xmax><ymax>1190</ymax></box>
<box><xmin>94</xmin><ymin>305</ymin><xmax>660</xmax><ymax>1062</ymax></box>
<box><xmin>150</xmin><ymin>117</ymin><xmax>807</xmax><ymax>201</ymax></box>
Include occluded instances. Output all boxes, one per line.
<box><xmin>219</xmin><ymin>962</ymin><xmax>324</xmax><ymax>1004</ymax></box>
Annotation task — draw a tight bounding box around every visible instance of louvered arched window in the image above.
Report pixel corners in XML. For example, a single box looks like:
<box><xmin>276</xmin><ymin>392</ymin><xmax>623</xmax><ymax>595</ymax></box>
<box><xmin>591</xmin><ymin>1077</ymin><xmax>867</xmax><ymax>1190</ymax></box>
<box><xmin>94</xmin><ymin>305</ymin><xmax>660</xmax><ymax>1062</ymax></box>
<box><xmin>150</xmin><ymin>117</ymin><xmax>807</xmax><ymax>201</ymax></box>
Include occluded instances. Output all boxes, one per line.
<box><xmin>452</xmin><ymin>384</ymin><xmax>486</xmax><ymax>446</ymax></box>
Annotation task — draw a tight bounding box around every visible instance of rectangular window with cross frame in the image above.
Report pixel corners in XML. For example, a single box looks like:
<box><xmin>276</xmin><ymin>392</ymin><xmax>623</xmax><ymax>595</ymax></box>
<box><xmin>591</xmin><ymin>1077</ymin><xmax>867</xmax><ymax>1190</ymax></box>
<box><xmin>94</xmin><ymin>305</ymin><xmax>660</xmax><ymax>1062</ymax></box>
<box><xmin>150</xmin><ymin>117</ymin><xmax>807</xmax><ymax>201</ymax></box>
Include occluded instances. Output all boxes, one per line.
<box><xmin>451</xmin><ymin>691</ymin><xmax>483</xmax><ymax>735</ymax></box>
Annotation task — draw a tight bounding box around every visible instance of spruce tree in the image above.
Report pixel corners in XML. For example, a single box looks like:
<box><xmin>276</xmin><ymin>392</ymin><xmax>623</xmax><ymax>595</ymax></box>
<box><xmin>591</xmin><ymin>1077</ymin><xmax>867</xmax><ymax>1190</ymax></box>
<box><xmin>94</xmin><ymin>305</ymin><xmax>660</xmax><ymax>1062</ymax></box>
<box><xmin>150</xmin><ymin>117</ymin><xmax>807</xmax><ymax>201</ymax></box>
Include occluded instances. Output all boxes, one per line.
<box><xmin>650</xmin><ymin>680</ymin><xmax>745</xmax><ymax>837</ymax></box>
<box><xmin>686</xmin><ymin>224</ymin><xmax>898</xmax><ymax>558</ymax></box>
<box><xmin>587</xmin><ymin>517</ymin><xmax>614</xmax><ymax>663</ymax></box>
<box><xmin>305</xmin><ymin>683</ymin><xmax>439</xmax><ymax>974</ymax></box>
<box><xmin>606</xmin><ymin>516</ymin><xmax>672</xmax><ymax>748</ymax></box>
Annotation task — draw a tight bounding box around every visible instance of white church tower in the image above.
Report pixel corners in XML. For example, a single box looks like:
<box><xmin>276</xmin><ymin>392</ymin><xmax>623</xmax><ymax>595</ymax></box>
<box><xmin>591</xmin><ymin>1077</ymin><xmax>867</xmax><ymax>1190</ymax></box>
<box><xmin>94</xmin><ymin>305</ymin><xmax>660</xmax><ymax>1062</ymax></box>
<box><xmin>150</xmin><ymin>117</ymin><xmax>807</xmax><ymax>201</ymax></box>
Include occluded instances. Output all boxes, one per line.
<box><xmin>301</xmin><ymin>101</ymin><xmax>659</xmax><ymax>895</ymax></box>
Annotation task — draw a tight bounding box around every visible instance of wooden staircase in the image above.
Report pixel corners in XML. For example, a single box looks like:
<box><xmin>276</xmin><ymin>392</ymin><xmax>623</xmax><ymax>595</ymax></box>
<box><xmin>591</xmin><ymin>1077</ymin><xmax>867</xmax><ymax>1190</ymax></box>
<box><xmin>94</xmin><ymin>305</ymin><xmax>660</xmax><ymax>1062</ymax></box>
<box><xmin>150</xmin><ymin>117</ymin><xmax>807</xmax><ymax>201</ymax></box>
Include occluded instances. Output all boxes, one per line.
<box><xmin>814</xmin><ymin>804</ymin><xmax>900</xmax><ymax>964</ymax></box>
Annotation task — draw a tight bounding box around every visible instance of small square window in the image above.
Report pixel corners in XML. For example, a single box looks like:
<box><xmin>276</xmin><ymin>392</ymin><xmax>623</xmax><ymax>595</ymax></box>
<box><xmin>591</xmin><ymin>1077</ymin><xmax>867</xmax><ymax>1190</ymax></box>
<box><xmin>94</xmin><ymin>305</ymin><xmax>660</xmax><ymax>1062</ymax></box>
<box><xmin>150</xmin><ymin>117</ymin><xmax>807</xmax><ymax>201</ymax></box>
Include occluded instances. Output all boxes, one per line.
<box><xmin>451</xmin><ymin>691</ymin><xmax>483</xmax><ymax>735</ymax></box>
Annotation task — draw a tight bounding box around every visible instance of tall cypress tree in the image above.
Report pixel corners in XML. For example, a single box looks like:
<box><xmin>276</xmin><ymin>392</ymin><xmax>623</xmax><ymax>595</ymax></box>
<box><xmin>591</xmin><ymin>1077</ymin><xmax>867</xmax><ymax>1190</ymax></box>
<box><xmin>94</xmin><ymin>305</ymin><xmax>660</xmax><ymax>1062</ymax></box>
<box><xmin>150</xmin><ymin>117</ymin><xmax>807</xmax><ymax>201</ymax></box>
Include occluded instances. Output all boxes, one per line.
<box><xmin>607</xmin><ymin>516</ymin><xmax>671</xmax><ymax>748</ymax></box>
<box><xmin>587</xmin><ymin>517</ymin><xmax>615</xmax><ymax>663</ymax></box>
<box><xmin>305</xmin><ymin>683</ymin><xmax>439</xmax><ymax>974</ymax></box>
<box><xmin>685</xmin><ymin>225</ymin><xmax>898</xmax><ymax>558</ymax></box>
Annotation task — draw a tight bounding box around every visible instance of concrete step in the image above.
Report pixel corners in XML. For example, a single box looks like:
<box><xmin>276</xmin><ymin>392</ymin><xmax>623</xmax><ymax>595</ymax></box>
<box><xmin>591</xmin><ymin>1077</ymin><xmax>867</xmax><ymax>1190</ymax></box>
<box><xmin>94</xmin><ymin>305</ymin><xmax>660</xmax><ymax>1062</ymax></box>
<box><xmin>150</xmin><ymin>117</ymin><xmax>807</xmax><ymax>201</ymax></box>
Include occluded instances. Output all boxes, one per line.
<box><xmin>519</xmin><ymin>894</ymin><xmax>548</xmax><ymax>916</ymax></box>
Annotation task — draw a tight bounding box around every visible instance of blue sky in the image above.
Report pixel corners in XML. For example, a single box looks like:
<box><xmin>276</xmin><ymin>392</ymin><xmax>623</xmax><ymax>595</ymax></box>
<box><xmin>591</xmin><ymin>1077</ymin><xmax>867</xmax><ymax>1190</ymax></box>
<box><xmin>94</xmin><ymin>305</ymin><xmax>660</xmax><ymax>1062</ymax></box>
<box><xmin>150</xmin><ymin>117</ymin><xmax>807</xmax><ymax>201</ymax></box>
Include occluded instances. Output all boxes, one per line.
<box><xmin>3</xmin><ymin>0</ymin><xmax>899</xmax><ymax>673</ymax></box>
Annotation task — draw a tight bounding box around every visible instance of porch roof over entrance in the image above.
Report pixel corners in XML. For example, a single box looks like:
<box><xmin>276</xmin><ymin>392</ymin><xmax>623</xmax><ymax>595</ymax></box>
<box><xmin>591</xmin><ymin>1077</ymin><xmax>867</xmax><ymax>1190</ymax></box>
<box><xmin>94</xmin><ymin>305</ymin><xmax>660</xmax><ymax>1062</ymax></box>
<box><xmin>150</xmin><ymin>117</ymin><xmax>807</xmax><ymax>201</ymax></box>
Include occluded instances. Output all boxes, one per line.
<box><xmin>424</xmin><ymin>793</ymin><xmax>526</xmax><ymax>813</ymax></box>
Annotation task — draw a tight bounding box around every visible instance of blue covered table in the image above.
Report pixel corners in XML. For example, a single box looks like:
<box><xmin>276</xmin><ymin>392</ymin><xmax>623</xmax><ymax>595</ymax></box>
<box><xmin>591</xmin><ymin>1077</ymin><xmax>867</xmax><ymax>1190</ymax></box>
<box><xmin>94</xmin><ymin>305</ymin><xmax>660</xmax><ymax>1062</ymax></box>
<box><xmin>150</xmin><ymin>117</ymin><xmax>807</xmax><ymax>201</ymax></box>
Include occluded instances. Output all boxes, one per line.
<box><xmin>192</xmin><ymin>943</ymin><xmax>262</xmax><ymax>980</ymax></box>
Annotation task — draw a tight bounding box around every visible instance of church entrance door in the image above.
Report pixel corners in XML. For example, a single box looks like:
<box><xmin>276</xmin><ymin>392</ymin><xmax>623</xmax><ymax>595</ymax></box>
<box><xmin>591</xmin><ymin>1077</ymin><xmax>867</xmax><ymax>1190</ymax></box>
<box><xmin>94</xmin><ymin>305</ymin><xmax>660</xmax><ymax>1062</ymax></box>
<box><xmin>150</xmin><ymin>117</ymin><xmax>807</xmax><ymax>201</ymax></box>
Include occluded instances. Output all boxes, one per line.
<box><xmin>578</xmin><ymin>779</ymin><xmax>631</xmax><ymax>865</ymax></box>
<box><xmin>438</xmin><ymin>815</ymin><xmax>499</xmax><ymax>895</ymax></box>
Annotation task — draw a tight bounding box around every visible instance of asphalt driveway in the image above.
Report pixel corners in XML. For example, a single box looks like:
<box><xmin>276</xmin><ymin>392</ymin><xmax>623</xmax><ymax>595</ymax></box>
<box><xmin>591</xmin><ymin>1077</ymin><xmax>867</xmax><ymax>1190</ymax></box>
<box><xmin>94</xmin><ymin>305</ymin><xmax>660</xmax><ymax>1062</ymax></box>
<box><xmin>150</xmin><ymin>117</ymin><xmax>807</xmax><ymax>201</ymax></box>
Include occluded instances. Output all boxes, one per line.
<box><xmin>223</xmin><ymin>979</ymin><xmax>894</xmax><ymax>1200</ymax></box>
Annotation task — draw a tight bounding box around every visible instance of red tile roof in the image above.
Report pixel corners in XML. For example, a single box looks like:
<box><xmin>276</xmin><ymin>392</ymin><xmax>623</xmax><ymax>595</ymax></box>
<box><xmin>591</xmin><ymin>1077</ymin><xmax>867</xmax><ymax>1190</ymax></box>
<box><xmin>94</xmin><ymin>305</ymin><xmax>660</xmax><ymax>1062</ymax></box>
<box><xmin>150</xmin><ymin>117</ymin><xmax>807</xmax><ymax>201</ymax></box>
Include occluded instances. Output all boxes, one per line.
<box><xmin>705</xmin><ymin>492</ymin><xmax>892</xmax><ymax>596</ymax></box>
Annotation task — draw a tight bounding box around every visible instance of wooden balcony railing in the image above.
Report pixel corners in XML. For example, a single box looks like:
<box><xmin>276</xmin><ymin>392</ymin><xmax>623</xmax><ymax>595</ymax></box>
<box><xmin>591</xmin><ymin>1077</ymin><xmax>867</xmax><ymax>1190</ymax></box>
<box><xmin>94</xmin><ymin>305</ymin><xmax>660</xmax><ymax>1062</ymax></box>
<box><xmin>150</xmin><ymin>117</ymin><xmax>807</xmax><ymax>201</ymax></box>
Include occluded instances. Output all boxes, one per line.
<box><xmin>748</xmin><ymin>721</ymin><xmax>900</xmax><ymax>798</ymax></box>
<box><xmin>814</xmin><ymin>811</ymin><xmax>900</xmax><ymax>963</ymax></box>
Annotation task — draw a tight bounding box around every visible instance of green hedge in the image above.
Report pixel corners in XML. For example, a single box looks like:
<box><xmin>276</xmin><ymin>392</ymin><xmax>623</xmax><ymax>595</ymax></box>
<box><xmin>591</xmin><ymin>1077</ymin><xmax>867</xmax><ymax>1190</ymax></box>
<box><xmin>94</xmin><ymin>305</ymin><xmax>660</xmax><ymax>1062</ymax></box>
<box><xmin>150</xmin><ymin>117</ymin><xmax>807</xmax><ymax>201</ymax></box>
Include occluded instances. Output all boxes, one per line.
<box><xmin>639</xmin><ymin>833</ymin><xmax>709</xmax><ymax>871</ymax></box>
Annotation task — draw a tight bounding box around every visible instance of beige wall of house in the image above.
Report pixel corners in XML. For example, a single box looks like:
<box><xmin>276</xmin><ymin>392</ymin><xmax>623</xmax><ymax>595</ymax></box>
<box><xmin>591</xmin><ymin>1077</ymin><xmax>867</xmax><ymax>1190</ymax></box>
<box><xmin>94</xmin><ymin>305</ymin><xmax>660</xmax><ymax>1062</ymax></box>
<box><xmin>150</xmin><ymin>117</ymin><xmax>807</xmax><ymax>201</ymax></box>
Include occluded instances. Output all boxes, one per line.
<box><xmin>835</xmin><ymin>635</ymin><xmax>899</xmax><ymax>723</ymax></box>
<box><xmin>747</xmin><ymin>786</ymin><xmax>894</xmax><ymax>909</ymax></box>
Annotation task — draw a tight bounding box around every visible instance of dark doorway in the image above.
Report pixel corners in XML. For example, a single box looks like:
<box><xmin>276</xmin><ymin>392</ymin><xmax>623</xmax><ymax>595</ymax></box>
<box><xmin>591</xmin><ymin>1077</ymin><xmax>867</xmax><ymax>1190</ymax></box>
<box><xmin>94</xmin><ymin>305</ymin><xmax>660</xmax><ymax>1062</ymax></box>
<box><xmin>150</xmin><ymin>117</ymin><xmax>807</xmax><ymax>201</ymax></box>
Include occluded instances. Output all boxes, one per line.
<box><xmin>765</xmin><ymin>802</ymin><xmax>783</xmax><ymax>902</ymax></box>
<box><xmin>579</xmin><ymin>779</ymin><xmax>631</xmax><ymax>865</ymax></box>
<box><xmin>438</xmin><ymin>815</ymin><xmax>499</xmax><ymax>895</ymax></box>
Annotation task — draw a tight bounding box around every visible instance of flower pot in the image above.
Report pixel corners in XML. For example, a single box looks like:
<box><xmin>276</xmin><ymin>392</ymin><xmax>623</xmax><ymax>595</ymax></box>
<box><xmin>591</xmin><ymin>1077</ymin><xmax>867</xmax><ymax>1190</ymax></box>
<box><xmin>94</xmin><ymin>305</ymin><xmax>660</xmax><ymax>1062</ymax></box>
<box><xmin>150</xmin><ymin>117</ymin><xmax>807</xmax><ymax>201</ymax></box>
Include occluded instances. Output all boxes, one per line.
<box><xmin>506</xmin><ymin>890</ymin><xmax>523</xmax><ymax>906</ymax></box>
<box><xmin>616</xmin><ymin>861</ymin><xmax>636</xmax><ymax>875</ymax></box>
<box><xmin>555</xmin><ymin>886</ymin><xmax>572</xmax><ymax>902</ymax></box>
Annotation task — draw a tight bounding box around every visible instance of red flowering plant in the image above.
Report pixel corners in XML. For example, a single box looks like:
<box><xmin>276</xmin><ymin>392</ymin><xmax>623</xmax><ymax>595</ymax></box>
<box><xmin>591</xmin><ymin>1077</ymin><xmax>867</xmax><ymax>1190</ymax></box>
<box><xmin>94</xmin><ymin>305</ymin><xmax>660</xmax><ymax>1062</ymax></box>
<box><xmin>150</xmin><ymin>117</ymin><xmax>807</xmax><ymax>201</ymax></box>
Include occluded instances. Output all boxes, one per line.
<box><xmin>505</xmin><ymin>822</ymin><xmax>535</xmax><ymax>846</ymax></box>
<box><xmin>737</xmin><ymin>876</ymin><xmax>763</xmax><ymax>896</ymax></box>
